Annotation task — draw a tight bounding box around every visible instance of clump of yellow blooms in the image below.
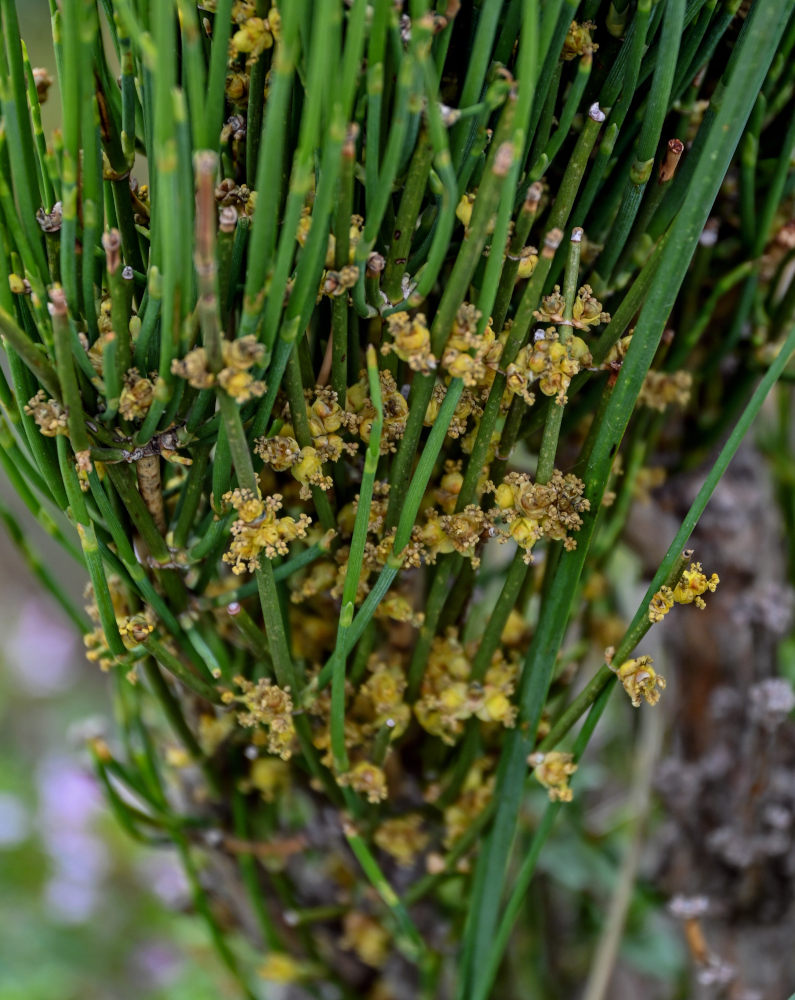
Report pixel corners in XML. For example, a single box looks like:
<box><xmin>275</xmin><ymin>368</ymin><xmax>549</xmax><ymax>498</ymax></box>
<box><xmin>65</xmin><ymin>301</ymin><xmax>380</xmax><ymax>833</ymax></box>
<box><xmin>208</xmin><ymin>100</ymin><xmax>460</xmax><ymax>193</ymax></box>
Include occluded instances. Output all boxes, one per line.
<box><xmin>337</xmin><ymin>760</ymin><xmax>388</xmax><ymax>803</ymax></box>
<box><xmin>256</xmin><ymin>387</ymin><xmax>358</xmax><ymax>498</ymax></box>
<box><xmin>228</xmin><ymin>4</ymin><xmax>279</xmax><ymax>64</ymax></box>
<box><xmin>420</xmin><ymin>505</ymin><xmax>489</xmax><ymax>566</ymax></box>
<box><xmin>117</xmin><ymin>614</ymin><xmax>155</xmax><ymax>648</ymax></box>
<box><xmin>673</xmin><ymin>561</ymin><xmax>720</xmax><ymax>607</ymax></box>
<box><xmin>340</xmin><ymin>911</ymin><xmax>390</xmax><ymax>968</ymax></box>
<box><xmin>414</xmin><ymin>630</ymin><xmax>518</xmax><ymax>744</ymax></box>
<box><xmin>347</xmin><ymin>369</ymin><xmax>408</xmax><ymax>454</ymax></box>
<box><xmin>424</xmin><ymin>383</ymin><xmax>484</xmax><ymax>439</ymax></box>
<box><xmin>82</xmin><ymin>580</ymin><xmax>154</xmax><ymax>670</ymax></box>
<box><xmin>534</xmin><ymin>283</ymin><xmax>609</xmax><ymax>330</ymax></box>
<box><xmin>247</xmin><ymin>756</ymin><xmax>291</xmax><ymax>802</ymax></box>
<box><xmin>562</xmin><ymin>19</ymin><xmax>598</xmax><ymax>59</ymax></box>
<box><xmin>505</xmin><ymin>327</ymin><xmax>593</xmax><ymax>405</ymax></box>
<box><xmin>255</xmin><ymin>432</ymin><xmax>301</xmax><ymax>471</ymax></box>
<box><xmin>528</xmin><ymin>751</ymin><xmax>578</xmax><ymax>801</ymax></box>
<box><xmin>8</xmin><ymin>272</ymin><xmax>31</xmax><ymax>294</ymax></box>
<box><xmin>290</xmin><ymin>446</ymin><xmax>333</xmax><ymax>499</ymax></box>
<box><xmin>214</xmin><ymin>178</ymin><xmax>257</xmax><ymax>218</ymax></box>
<box><xmin>516</xmin><ymin>245</ymin><xmax>539</xmax><ymax>279</ymax></box>
<box><xmin>258</xmin><ymin>952</ymin><xmax>308</xmax><ymax>985</ymax></box>
<box><xmin>231</xmin><ymin>17</ymin><xmax>273</xmax><ymax>60</ymax></box>
<box><xmin>382</xmin><ymin>311</ymin><xmax>437</xmax><ymax>373</ymax></box>
<box><xmin>359</xmin><ymin>656</ymin><xmax>412</xmax><ymax>734</ymax></box>
<box><xmin>319</xmin><ymin>265</ymin><xmax>357</xmax><ymax>301</ymax></box>
<box><xmin>440</xmin><ymin>303</ymin><xmax>502</xmax><ymax>389</ymax></box>
<box><xmin>638</xmin><ymin>370</ymin><xmax>692</xmax><ymax>411</ymax></box>
<box><xmin>222</xmin><ymin>488</ymin><xmax>311</xmax><ymax>573</ymax></box>
<box><xmin>649</xmin><ymin>562</ymin><xmax>720</xmax><ymax>622</ymax></box>
<box><xmin>442</xmin><ymin>758</ymin><xmax>496</xmax><ymax>847</ymax></box>
<box><xmin>648</xmin><ymin>587</ymin><xmax>675</xmax><ymax>623</ymax></box>
<box><xmin>118</xmin><ymin>368</ymin><xmax>155</xmax><ymax>421</ymax></box>
<box><xmin>223</xmin><ymin>675</ymin><xmax>296</xmax><ymax>760</ymax></box>
<box><xmin>606</xmin><ymin>647</ymin><xmax>667</xmax><ymax>707</ymax></box>
<box><xmin>487</xmin><ymin>469</ymin><xmax>589</xmax><ymax>560</ymax></box>
<box><xmin>298</xmin><ymin>210</ymin><xmax>364</xmax><ymax>270</ymax></box>
<box><xmin>171</xmin><ymin>335</ymin><xmax>266</xmax><ymax>402</ymax></box>
<box><xmin>455</xmin><ymin>191</ymin><xmax>477</xmax><ymax>229</ymax></box>
<box><xmin>374</xmin><ymin>814</ymin><xmax>429</xmax><ymax>867</ymax></box>
<box><xmin>24</xmin><ymin>389</ymin><xmax>68</xmax><ymax>436</ymax></box>
<box><xmin>373</xmin><ymin>591</ymin><xmax>424</xmax><ymax>628</ymax></box>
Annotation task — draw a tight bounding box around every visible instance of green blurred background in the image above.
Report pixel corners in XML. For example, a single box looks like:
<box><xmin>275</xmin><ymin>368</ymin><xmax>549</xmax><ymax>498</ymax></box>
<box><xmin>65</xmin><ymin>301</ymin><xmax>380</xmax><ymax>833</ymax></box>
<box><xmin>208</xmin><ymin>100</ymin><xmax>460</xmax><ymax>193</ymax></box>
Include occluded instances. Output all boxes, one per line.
<box><xmin>0</xmin><ymin>6</ymin><xmax>229</xmax><ymax>997</ymax></box>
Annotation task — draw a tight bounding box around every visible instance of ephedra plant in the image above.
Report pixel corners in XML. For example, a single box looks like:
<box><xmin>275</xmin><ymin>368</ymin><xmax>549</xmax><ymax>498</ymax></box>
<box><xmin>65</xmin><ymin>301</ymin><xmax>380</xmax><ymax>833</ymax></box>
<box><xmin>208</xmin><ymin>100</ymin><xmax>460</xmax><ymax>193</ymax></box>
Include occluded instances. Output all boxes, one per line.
<box><xmin>1</xmin><ymin>0</ymin><xmax>795</xmax><ymax>996</ymax></box>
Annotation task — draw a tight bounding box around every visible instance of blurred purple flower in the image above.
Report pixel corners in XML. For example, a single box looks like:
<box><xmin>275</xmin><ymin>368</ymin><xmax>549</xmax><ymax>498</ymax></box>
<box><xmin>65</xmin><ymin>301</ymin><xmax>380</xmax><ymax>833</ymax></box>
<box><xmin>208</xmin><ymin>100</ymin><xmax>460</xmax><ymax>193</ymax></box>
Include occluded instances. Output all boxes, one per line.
<box><xmin>44</xmin><ymin>875</ymin><xmax>101</xmax><ymax>924</ymax></box>
<box><xmin>132</xmin><ymin>942</ymin><xmax>184</xmax><ymax>988</ymax></box>
<box><xmin>6</xmin><ymin>599</ymin><xmax>78</xmax><ymax>695</ymax></box>
<box><xmin>37</xmin><ymin>754</ymin><xmax>102</xmax><ymax>828</ymax></box>
<box><xmin>137</xmin><ymin>852</ymin><xmax>190</xmax><ymax>907</ymax></box>
<box><xmin>37</xmin><ymin>754</ymin><xmax>108</xmax><ymax>924</ymax></box>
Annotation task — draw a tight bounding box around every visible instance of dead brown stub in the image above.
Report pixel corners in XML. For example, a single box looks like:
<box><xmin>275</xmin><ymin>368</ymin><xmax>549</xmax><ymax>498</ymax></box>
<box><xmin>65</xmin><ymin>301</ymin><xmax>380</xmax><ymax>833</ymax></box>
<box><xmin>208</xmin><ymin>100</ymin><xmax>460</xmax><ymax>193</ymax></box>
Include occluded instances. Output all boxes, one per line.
<box><xmin>102</xmin><ymin>229</ymin><xmax>122</xmax><ymax>274</ymax></box>
<box><xmin>659</xmin><ymin>138</ymin><xmax>685</xmax><ymax>184</ymax></box>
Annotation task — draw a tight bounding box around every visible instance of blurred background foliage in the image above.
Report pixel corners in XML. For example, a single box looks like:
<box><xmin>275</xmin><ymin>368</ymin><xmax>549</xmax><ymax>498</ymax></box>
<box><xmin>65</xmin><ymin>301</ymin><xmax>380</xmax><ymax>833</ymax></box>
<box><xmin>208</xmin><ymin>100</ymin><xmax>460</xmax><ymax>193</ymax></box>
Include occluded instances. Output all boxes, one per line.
<box><xmin>0</xmin><ymin>8</ymin><xmax>231</xmax><ymax>999</ymax></box>
<box><xmin>0</xmin><ymin>550</ymin><xmax>239</xmax><ymax>998</ymax></box>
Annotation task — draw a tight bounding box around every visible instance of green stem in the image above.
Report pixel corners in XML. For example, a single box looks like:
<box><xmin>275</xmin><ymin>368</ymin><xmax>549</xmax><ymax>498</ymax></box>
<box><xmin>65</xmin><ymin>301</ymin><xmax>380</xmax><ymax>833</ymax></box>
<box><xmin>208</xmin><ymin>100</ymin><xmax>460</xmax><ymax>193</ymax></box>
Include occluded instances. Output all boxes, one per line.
<box><xmin>330</xmin><ymin>346</ymin><xmax>383</xmax><ymax>773</ymax></box>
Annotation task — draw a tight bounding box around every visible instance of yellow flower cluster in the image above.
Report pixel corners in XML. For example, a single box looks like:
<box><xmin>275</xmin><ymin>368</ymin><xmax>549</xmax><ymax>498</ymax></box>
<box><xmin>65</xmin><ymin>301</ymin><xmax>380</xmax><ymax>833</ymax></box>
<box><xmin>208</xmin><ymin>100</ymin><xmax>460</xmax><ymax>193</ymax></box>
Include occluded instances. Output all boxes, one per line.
<box><xmin>223</xmin><ymin>674</ymin><xmax>296</xmax><ymax>760</ymax></box>
<box><xmin>440</xmin><ymin>303</ymin><xmax>502</xmax><ymax>389</ymax></box>
<box><xmin>649</xmin><ymin>562</ymin><xmax>720</xmax><ymax>622</ymax></box>
<box><xmin>24</xmin><ymin>390</ymin><xmax>68</xmax><ymax>436</ymax></box>
<box><xmin>528</xmin><ymin>751</ymin><xmax>577</xmax><ymax>801</ymax></box>
<box><xmin>424</xmin><ymin>384</ymin><xmax>483</xmax><ymax>439</ymax></box>
<box><xmin>222</xmin><ymin>488</ymin><xmax>311</xmax><ymax>574</ymax></box>
<box><xmin>117</xmin><ymin>614</ymin><xmax>155</xmax><ymax>648</ymax></box>
<box><xmin>215</xmin><ymin>178</ymin><xmax>257</xmax><ymax>218</ymax></box>
<box><xmin>321</xmin><ymin>264</ymin><xmax>359</xmax><ymax>297</ymax></box>
<box><xmin>373</xmin><ymin>591</ymin><xmax>425</xmax><ymax>628</ymax></box>
<box><xmin>299</xmin><ymin>210</ymin><xmax>363</xmax><ymax>269</ymax></box>
<box><xmin>340</xmin><ymin>911</ymin><xmax>390</xmax><ymax>968</ymax></box>
<box><xmin>638</xmin><ymin>370</ymin><xmax>692</xmax><ymax>411</ymax></box>
<box><xmin>256</xmin><ymin>387</ymin><xmax>358</xmax><ymax>498</ymax></box>
<box><xmin>515</xmin><ymin>246</ymin><xmax>539</xmax><ymax>279</ymax></box>
<box><xmin>534</xmin><ymin>284</ymin><xmax>609</xmax><ymax>330</ymax></box>
<box><xmin>305</xmin><ymin>655</ymin><xmax>406</xmax><ymax>801</ymax></box>
<box><xmin>247</xmin><ymin>756</ymin><xmax>290</xmax><ymax>802</ymax></box>
<box><xmin>442</xmin><ymin>758</ymin><xmax>495</xmax><ymax>847</ymax></box>
<box><xmin>505</xmin><ymin>327</ymin><xmax>592</xmax><ymax>405</ymax></box>
<box><xmin>254</xmin><ymin>432</ymin><xmax>301</xmax><ymax>472</ymax></box>
<box><xmin>382</xmin><ymin>311</ymin><xmax>437</xmax><ymax>373</ymax></box>
<box><xmin>606</xmin><ymin>648</ymin><xmax>666</xmax><ymax>707</ymax></box>
<box><xmin>171</xmin><ymin>335</ymin><xmax>266</xmax><ymax>402</ymax></box>
<box><xmin>433</xmin><ymin>461</ymin><xmax>464</xmax><ymax>513</ymax></box>
<box><xmin>229</xmin><ymin>4</ymin><xmax>278</xmax><ymax>63</ymax></box>
<box><xmin>337</xmin><ymin>760</ymin><xmax>388</xmax><ymax>803</ymax></box>
<box><xmin>225</xmin><ymin>70</ymin><xmax>249</xmax><ymax>107</ymax></box>
<box><xmin>674</xmin><ymin>562</ymin><xmax>720</xmax><ymax>607</ymax></box>
<box><xmin>258</xmin><ymin>952</ymin><xmax>307</xmax><ymax>985</ymax></box>
<box><xmin>414</xmin><ymin>630</ymin><xmax>517</xmax><ymax>744</ymax></box>
<box><xmin>455</xmin><ymin>191</ymin><xmax>478</xmax><ymax>230</ymax></box>
<box><xmin>118</xmin><ymin>368</ymin><xmax>155</xmax><ymax>421</ymax></box>
<box><xmin>347</xmin><ymin>369</ymin><xmax>408</xmax><ymax>454</ymax></box>
<box><xmin>374</xmin><ymin>814</ymin><xmax>430</xmax><ymax>867</ymax></box>
<box><xmin>488</xmin><ymin>469</ymin><xmax>589</xmax><ymax>560</ymax></box>
<box><xmin>82</xmin><ymin>580</ymin><xmax>153</xmax><ymax>670</ymax></box>
<box><xmin>8</xmin><ymin>273</ymin><xmax>31</xmax><ymax>294</ymax></box>
<box><xmin>562</xmin><ymin>20</ymin><xmax>598</xmax><ymax>59</ymax></box>
<box><xmin>420</xmin><ymin>505</ymin><xmax>489</xmax><ymax>566</ymax></box>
